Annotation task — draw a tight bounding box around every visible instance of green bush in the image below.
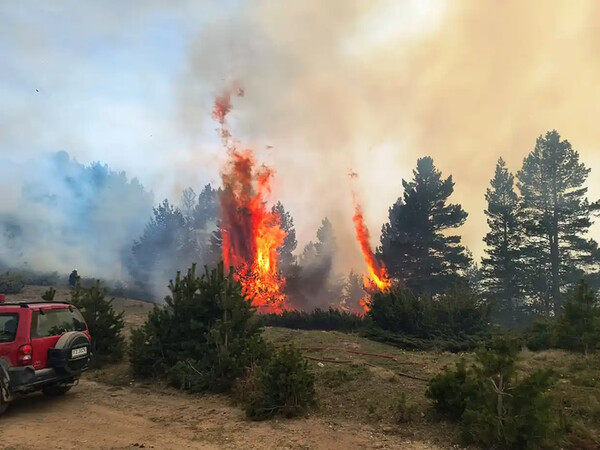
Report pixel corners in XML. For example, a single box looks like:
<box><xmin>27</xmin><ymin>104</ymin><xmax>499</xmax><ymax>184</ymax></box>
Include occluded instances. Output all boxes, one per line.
<box><xmin>555</xmin><ymin>280</ymin><xmax>600</xmax><ymax>354</ymax></box>
<box><xmin>368</xmin><ymin>285</ymin><xmax>490</xmax><ymax>341</ymax></box>
<box><xmin>524</xmin><ymin>281</ymin><xmax>600</xmax><ymax>354</ymax></box>
<box><xmin>262</xmin><ymin>307</ymin><xmax>365</xmax><ymax>332</ymax></box>
<box><xmin>426</xmin><ymin>338</ymin><xmax>563</xmax><ymax>449</ymax></box>
<box><xmin>524</xmin><ymin>317</ymin><xmax>556</xmax><ymax>351</ymax></box>
<box><xmin>391</xmin><ymin>392</ymin><xmax>418</xmax><ymax>424</ymax></box>
<box><xmin>70</xmin><ymin>280</ymin><xmax>126</xmax><ymax>366</ymax></box>
<box><xmin>0</xmin><ymin>272</ymin><xmax>25</xmax><ymax>294</ymax></box>
<box><xmin>426</xmin><ymin>358</ymin><xmax>480</xmax><ymax>420</ymax></box>
<box><xmin>244</xmin><ymin>344</ymin><xmax>316</xmax><ymax>420</ymax></box>
<box><xmin>41</xmin><ymin>287</ymin><xmax>57</xmax><ymax>301</ymax></box>
<box><xmin>462</xmin><ymin>369</ymin><xmax>558</xmax><ymax>449</ymax></box>
<box><xmin>129</xmin><ymin>263</ymin><xmax>270</xmax><ymax>393</ymax></box>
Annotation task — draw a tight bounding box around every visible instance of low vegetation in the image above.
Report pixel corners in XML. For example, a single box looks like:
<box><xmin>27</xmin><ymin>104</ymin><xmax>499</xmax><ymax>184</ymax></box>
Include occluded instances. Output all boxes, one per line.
<box><xmin>427</xmin><ymin>338</ymin><xmax>562</xmax><ymax>449</ymax></box>
<box><xmin>243</xmin><ymin>344</ymin><xmax>316</xmax><ymax>420</ymax></box>
<box><xmin>262</xmin><ymin>307</ymin><xmax>364</xmax><ymax>332</ymax></box>
<box><xmin>70</xmin><ymin>280</ymin><xmax>126</xmax><ymax>366</ymax></box>
<box><xmin>130</xmin><ymin>263</ymin><xmax>269</xmax><ymax>392</ymax></box>
<box><xmin>525</xmin><ymin>280</ymin><xmax>600</xmax><ymax>354</ymax></box>
<box><xmin>0</xmin><ymin>272</ymin><xmax>25</xmax><ymax>294</ymax></box>
<box><xmin>129</xmin><ymin>263</ymin><xmax>315</xmax><ymax>419</ymax></box>
<box><xmin>41</xmin><ymin>287</ymin><xmax>56</xmax><ymax>301</ymax></box>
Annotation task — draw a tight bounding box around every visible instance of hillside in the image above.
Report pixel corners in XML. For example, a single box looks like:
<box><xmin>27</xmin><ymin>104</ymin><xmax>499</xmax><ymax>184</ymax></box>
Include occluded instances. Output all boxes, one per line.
<box><xmin>2</xmin><ymin>286</ymin><xmax>599</xmax><ymax>449</ymax></box>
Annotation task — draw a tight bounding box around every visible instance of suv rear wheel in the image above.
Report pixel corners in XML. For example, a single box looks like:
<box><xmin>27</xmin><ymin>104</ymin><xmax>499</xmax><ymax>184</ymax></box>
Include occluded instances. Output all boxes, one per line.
<box><xmin>47</xmin><ymin>331</ymin><xmax>91</xmax><ymax>375</ymax></box>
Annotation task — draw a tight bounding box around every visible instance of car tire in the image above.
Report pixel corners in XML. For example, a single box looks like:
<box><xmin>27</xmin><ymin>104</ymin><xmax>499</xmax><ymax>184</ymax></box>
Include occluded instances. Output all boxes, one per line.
<box><xmin>42</xmin><ymin>385</ymin><xmax>72</xmax><ymax>397</ymax></box>
<box><xmin>49</xmin><ymin>331</ymin><xmax>91</xmax><ymax>375</ymax></box>
<box><xmin>0</xmin><ymin>369</ymin><xmax>10</xmax><ymax>416</ymax></box>
<box><xmin>0</xmin><ymin>382</ymin><xmax>8</xmax><ymax>416</ymax></box>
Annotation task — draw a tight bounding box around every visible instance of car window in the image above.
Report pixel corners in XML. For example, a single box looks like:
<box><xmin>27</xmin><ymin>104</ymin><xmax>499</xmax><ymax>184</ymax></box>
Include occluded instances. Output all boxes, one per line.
<box><xmin>31</xmin><ymin>308</ymin><xmax>87</xmax><ymax>338</ymax></box>
<box><xmin>0</xmin><ymin>313</ymin><xmax>19</xmax><ymax>343</ymax></box>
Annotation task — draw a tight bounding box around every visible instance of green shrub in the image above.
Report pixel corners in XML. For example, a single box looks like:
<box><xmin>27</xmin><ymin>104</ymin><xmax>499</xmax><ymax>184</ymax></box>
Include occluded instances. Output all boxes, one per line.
<box><xmin>0</xmin><ymin>272</ymin><xmax>25</xmax><ymax>294</ymax></box>
<box><xmin>426</xmin><ymin>358</ymin><xmax>480</xmax><ymax>420</ymax></box>
<box><xmin>262</xmin><ymin>307</ymin><xmax>365</xmax><ymax>332</ymax></box>
<box><xmin>70</xmin><ymin>280</ymin><xmax>125</xmax><ymax>366</ymax></box>
<box><xmin>524</xmin><ymin>281</ymin><xmax>600</xmax><ymax>354</ymax></box>
<box><xmin>391</xmin><ymin>392</ymin><xmax>418</xmax><ymax>424</ymax></box>
<box><xmin>129</xmin><ymin>325</ymin><xmax>163</xmax><ymax>378</ymax></box>
<box><xmin>244</xmin><ymin>344</ymin><xmax>316</xmax><ymax>420</ymax></box>
<box><xmin>555</xmin><ymin>280</ymin><xmax>600</xmax><ymax>354</ymax></box>
<box><xmin>108</xmin><ymin>280</ymin><xmax>154</xmax><ymax>302</ymax></box>
<box><xmin>462</xmin><ymin>369</ymin><xmax>559</xmax><ymax>449</ymax></box>
<box><xmin>129</xmin><ymin>263</ymin><xmax>270</xmax><ymax>393</ymax></box>
<box><xmin>368</xmin><ymin>285</ymin><xmax>489</xmax><ymax>340</ymax></box>
<box><xmin>524</xmin><ymin>317</ymin><xmax>556</xmax><ymax>351</ymax></box>
<box><xmin>41</xmin><ymin>287</ymin><xmax>57</xmax><ymax>301</ymax></box>
<box><xmin>426</xmin><ymin>338</ymin><xmax>563</xmax><ymax>449</ymax></box>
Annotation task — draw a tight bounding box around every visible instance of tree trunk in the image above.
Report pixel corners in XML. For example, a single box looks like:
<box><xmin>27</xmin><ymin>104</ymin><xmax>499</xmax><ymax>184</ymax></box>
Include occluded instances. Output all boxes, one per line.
<box><xmin>551</xmin><ymin>206</ymin><xmax>560</xmax><ymax>316</ymax></box>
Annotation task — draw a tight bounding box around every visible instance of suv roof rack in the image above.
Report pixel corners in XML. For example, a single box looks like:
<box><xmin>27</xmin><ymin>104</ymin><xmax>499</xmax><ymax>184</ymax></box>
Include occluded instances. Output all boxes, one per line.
<box><xmin>0</xmin><ymin>301</ymin><xmax>72</xmax><ymax>308</ymax></box>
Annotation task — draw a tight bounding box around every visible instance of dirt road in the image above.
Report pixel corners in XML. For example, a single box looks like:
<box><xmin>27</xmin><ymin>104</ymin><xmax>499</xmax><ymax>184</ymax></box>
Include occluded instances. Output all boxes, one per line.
<box><xmin>0</xmin><ymin>380</ymin><xmax>444</xmax><ymax>450</ymax></box>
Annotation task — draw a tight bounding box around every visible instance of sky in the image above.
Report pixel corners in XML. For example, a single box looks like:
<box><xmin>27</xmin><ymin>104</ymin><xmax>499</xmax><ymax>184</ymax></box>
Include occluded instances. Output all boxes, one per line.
<box><xmin>2</xmin><ymin>0</ymin><xmax>599</xmax><ymax>273</ymax></box>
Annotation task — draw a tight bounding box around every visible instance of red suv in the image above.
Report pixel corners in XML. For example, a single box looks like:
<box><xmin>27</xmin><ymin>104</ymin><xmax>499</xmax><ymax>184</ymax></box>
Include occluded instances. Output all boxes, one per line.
<box><xmin>0</xmin><ymin>297</ymin><xmax>91</xmax><ymax>415</ymax></box>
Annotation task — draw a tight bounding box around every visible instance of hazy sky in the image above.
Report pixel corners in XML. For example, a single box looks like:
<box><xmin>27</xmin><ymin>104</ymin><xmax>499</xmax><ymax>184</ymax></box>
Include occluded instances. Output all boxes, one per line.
<box><xmin>2</xmin><ymin>0</ymin><xmax>599</xmax><ymax>272</ymax></box>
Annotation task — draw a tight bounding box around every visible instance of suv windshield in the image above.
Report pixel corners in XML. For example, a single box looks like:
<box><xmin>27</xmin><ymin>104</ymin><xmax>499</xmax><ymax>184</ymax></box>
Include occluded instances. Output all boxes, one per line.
<box><xmin>0</xmin><ymin>313</ymin><xmax>19</xmax><ymax>343</ymax></box>
<box><xmin>31</xmin><ymin>308</ymin><xmax>87</xmax><ymax>338</ymax></box>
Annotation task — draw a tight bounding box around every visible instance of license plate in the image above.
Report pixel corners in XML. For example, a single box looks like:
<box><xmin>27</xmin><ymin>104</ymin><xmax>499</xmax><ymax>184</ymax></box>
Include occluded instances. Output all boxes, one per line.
<box><xmin>71</xmin><ymin>347</ymin><xmax>88</xmax><ymax>358</ymax></box>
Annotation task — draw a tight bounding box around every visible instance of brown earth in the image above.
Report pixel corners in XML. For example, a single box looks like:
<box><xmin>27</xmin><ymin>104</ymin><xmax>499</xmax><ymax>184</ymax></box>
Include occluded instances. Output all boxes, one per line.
<box><xmin>1</xmin><ymin>286</ymin><xmax>448</xmax><ymax>449</ymax></box>
<box><xmin>3</xmin><ymin>286</ymin><xmax>599</xmax><ymax>449</ymax></box>
<box><xmin>0</xmin><ymin>380</ymin><xmax>446</xmax><ymax>450</ymax></box>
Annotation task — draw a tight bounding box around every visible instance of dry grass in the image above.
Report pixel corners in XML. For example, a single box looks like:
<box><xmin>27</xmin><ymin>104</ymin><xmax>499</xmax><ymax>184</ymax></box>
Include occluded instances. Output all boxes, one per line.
<box><xmin>263</xmin><ymin>328</ymin><xmax>600</xmax><ymax>448</ymax></box>
<box><xmin>7</xmin><ymin>286</ymin><xmax>599</xmax><ymax>448</ymax></box>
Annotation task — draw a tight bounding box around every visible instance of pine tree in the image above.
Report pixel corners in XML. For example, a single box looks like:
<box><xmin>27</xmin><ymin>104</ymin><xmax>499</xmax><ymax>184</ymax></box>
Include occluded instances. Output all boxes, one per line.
<box><xmin>129</xmin><ymin>263</ymin><xmax>269</xmax><ymax>392</ymax></box>
<box><xmin>517</xmin><ymin>130</ymin><xmax>599</xmax><ymax>315</ymax></box>
<box><xmin>192</xmin><ymin>184</ymin><xmax>220</xmax><ymax>230</ymax></box>
<box><xmin>70</xmin><ymin>280</ymin><xmax>125</xmax><ymax>366</ymax></box>
<box><xmin>128</xmin><ymin>199</ymin><xmax>200</xmax><ymax>293</ymax></box>
<box><xmin>555</xmin><ymin>280</ymin><xmax>600</xmax><ymax>354</ymax></box>
<box><xmin>481</xmin><ymin>158</ymin><xmax>525</xmax><ymax>326</ymax></box>
<box><xmin>271</xmin><ymin>201</ymin><xmax>297</xmax><ymax>272</ymax></box>
<box><xmin>343</xmin><ymin>271</ymin><xmax>365</xmax><ymax>310</ymax></box>
<box><xmin>315</xmin><ymin>218</ymin><xmax>337</xmax><ymax>258</ymax></box>
<box><xmin>378</xmin><ymin>157</ymin><xmax>471</xmax><ymax>295</ymax></box>
<box><xmin>299</xmin><ymin>242</ymin><xmax>317</xmax><ymax>266</ymax></box>
<box><xmin>191</xmin><ymin>185</ymin><xmax>221</xmax><ymax>263</ymax></box>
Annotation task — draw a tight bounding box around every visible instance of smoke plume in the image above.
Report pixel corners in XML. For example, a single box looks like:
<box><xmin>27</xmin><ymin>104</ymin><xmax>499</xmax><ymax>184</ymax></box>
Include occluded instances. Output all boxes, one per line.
<box><xmin>2</xmin><ymin>0</ymin><xmax>600</xmax><ymax>284</ymax></box>
<box><xmin>179</xmin><ymin>0</ymin><xmax>600</xmax><ymax>269</ymax></box>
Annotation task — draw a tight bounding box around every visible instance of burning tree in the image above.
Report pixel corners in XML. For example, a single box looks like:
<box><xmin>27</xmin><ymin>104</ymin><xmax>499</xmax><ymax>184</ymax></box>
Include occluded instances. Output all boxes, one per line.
<box><xmin>349</xmin><ymin>171</ymin><xmax>391</xmax><ymax>313</ymax></box>
<box><xmin>212</xmin><ymin>89</ymin><xmax>287</xmax><ymax>312</ymax></box>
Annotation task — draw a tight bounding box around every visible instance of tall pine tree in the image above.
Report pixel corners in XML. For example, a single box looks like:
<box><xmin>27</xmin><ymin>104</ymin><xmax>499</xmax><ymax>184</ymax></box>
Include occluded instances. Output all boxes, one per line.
<box><xmin>482</xmin><ymin>158</ymin><xmax>525</xmax><ymax>326</ymax></box>
<box><xmin>271</xmin><ymin>201</ymin><xmax>297</xmax><ymax>272</ymax></box>
<box><xmin>192</xmin><ymin>184</ymin><xmax>220</xmax><ymax>230</ymax></box>
<box><xmin>378</xmin><ymin>157</ymin><xmax>471</xmax><ymax>295</ymax></box>
<box><xmin>128</xmin><ymin>200</ymin><xmax>200</xmax><ymax>294</ymax></box>
<box><xmin>517</xmin><ymin>130</ymin><xmax>598</xmax><ymax>316</ymax></box>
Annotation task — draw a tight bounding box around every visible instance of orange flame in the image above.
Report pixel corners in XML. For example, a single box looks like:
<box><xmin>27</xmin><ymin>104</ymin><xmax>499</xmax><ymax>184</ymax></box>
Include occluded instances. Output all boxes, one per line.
<box><xmin>213</xmin><ymin>88</ymin><xmax>287</xmax><ymax>313</ymax></box>
<box><xmin>350</xmin><ymin>173</ymin><xmax>391</xmax><ymax>312</ymax></box>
